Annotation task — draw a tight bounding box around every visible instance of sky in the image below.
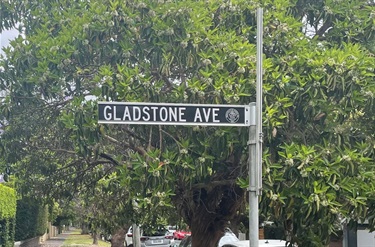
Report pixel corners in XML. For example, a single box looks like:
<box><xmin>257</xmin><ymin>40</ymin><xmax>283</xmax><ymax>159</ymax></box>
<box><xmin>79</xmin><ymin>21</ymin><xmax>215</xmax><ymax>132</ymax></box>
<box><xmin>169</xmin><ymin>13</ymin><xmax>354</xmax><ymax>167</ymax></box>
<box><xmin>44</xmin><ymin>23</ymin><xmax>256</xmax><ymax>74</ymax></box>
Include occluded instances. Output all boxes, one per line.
<box><xmin>0</xmin><ymin>28</ymin><xmax>19</xmax><ymax>55</ymax></box>
<box><xmin>0</xmin><ymin>29</ymin><xmax>18</xmax><ymax>134</ymax></box>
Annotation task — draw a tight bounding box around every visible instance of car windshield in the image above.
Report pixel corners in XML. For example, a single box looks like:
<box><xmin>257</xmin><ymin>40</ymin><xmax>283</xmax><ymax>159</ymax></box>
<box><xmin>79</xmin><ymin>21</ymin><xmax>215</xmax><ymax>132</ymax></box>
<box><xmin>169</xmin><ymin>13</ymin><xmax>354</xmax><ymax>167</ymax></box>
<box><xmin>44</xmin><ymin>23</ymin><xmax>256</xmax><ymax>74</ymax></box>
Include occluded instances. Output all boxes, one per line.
<box><xmin>168</xmin><ymin>225</ymin><xmax>177</xmax><ymax>231</ymax></box>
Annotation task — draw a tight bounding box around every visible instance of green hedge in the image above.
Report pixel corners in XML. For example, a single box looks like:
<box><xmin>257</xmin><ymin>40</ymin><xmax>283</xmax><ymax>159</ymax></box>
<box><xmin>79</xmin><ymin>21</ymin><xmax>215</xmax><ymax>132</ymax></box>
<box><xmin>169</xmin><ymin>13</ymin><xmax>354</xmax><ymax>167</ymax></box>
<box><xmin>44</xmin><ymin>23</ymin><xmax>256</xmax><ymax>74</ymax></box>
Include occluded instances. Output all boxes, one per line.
<box><xmin>15</xmin><ymin>197</ymin><xmax>48</xmax><ymax>241</ymax></box>
<box><xmin>0</xmin><ymin>184</ymin><xmax>16</xmax><ymax>219</ymax></box>
<box><xmin>0</xmin><ymin>184</ymin><xmax>17</xmax><ymax>247</ymax></box>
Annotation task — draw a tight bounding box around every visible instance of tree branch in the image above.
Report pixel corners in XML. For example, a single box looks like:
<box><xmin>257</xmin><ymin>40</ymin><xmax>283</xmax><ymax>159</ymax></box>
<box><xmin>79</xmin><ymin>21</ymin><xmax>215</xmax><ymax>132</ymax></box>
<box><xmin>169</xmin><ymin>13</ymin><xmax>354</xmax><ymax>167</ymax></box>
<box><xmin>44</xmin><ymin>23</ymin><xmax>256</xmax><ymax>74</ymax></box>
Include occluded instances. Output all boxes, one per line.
<box><xmin>103</xmin><ymin>134</ymin><xmax>147</xmax><ymax>156</ymax></box>
<box><xmin>192</xmin><ymin>179</ymin><xmax>237</xmax><ymax>191</ymax></box>
<box><xmin>313</xmin><ymin>19</ymin><xmax>333</xmax><ymax>39</ymax></box>
<box><xmin>35</xmin><ymin>146</ymin><xmax>77</xmax><ymax>155</ymax></box>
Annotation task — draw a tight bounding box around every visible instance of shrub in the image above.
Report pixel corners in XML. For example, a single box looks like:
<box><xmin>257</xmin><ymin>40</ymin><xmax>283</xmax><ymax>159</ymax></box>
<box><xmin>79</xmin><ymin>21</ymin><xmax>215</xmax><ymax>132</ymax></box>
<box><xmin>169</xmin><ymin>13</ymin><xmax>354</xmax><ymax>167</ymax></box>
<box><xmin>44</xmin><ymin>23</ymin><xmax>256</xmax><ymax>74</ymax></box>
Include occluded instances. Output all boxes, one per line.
<box><xmin>0</xmin><ymin>184</ymin><xmax>17</xmax><ymax>247</ymax></box>
<box><xmin>15</xmin><ymin>197</ymin><xmax>48</xmax><ymax>241</ymax></box>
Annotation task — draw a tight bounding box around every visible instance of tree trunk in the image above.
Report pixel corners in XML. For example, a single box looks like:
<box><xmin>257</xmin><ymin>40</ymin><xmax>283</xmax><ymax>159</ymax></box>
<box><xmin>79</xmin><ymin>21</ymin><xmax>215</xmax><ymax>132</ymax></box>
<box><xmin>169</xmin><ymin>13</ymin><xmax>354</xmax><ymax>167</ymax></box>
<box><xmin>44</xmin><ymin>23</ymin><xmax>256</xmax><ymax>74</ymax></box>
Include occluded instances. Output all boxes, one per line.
<box><xmin>174</xmin><ymin>181</ymin><xmax>246</xmax><ymax>247</ymax></box>
<box><xmin>191</xmin><ymin>220</ymin><xmax>223</xmax><ymax>247</ymax></box>
<box><xmin>111</xmin><ymin>228</ymin><xmax>126</xmax><ymax>247</ymax></box>
<box><xmin>229</xmin><ymin>214</ymin><xmax>242</xmax><ymax>237</ymax></box>
<box><xmin>81</xmin><ymin>223</ymin><xmax>90</xmax><ymax>234</ymax></box>
<box><xmin>93</xmin><ymin>231</ymin><xmax>99</xmax><ymax>245</ymax></box>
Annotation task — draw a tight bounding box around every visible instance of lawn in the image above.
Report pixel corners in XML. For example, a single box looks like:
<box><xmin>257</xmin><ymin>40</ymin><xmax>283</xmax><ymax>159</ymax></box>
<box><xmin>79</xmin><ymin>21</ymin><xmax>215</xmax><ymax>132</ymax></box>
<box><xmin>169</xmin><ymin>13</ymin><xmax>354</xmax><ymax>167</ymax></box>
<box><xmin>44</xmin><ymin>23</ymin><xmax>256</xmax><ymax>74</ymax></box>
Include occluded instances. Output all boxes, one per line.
<box><xmin>62</xmin><ymin>229</ymin><xmax>111</xmax><ymax>247</ymax></box>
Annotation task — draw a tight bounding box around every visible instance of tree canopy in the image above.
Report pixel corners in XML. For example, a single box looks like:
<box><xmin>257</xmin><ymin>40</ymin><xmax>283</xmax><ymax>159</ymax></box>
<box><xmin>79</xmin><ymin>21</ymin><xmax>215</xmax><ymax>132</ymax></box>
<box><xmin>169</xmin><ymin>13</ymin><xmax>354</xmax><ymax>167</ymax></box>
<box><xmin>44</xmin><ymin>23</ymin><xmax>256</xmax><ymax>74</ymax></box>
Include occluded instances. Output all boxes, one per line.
<box><xmin>1</xmin><ymin>0</ymin><xmax>374</xmax><ymax>246</ymax></box>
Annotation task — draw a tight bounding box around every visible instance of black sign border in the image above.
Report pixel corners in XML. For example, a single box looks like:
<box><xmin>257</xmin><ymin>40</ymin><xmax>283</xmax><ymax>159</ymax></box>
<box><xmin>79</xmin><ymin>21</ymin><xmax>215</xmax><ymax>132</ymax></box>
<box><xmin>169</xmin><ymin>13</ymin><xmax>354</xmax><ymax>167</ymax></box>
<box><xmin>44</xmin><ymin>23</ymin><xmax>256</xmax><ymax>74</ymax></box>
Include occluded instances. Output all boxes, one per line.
<box><xmin>98</xmin><ymin>102</ymin><xmax>251</xmax><ymax>127</ymax></box>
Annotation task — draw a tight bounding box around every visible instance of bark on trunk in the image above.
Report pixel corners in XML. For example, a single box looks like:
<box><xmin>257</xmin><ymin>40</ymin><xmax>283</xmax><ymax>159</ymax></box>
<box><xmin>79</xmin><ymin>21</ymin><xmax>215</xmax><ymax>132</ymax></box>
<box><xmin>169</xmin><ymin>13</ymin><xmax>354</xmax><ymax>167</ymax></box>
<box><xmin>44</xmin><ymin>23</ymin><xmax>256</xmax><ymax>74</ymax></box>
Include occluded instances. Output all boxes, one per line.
<box><xmin>111</xmin><ymin>228</ymin><xmax>126</xmax><ymax>247</ymax></box>
<box><xmin>191</xmin><ymin>221</ymin><xmax>224</xmax><ymax>247</ymax></box>
<box><xmin>229</xmin><ymin>214</ymin><xmax>245</xmax><ymax>237</ymax></box>
<box><xmin>93</xmin><ymin>232</ymin><xmax>99</xmax><ymax>245</ymax></box>
<box><xmin>174</xmin><ymin>180</ymin><xmax>246</xmax><ymax>247</ymax></box>
<box><xmin>81</xmin><ymin>223</ymin><xmax>90</xmax><ymax>234</ymax></box>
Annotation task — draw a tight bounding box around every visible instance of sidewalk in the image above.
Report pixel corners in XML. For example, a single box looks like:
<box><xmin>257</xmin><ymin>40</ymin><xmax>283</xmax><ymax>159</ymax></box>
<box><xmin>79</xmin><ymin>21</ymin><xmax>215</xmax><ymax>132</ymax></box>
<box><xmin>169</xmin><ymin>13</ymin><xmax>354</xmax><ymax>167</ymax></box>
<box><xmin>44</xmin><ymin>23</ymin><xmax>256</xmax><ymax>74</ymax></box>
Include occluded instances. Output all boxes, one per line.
<box><xmin>39</xmin><ymin>230</ymin><xmax>72</xmax><ymax>247</ymax></box>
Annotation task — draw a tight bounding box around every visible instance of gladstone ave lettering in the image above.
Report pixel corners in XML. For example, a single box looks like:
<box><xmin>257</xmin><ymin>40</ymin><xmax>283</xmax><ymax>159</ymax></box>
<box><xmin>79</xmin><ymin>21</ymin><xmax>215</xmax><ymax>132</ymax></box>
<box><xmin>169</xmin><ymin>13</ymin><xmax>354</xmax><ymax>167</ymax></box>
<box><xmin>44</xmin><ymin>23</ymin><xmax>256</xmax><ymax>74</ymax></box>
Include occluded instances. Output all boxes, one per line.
<box><xmin>98</xmin><ymin>102</ymin><xmax>250</xmax><ymax>126</ymax></box>
<box><xmin>103</xmin><ymin>105</ymin><xmax>187</xmax><ymax>122</ymax></box>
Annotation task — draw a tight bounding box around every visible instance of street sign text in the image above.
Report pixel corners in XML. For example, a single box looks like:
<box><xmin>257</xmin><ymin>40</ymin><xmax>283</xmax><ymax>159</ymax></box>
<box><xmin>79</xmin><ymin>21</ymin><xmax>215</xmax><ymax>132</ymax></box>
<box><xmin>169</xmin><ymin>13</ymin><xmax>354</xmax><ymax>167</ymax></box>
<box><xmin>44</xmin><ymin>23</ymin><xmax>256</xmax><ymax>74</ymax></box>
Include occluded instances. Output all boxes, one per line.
<box><xmin>98</xmin><ymin>102</ymin><xmax>250</xmax><ymax>126</ymax></box>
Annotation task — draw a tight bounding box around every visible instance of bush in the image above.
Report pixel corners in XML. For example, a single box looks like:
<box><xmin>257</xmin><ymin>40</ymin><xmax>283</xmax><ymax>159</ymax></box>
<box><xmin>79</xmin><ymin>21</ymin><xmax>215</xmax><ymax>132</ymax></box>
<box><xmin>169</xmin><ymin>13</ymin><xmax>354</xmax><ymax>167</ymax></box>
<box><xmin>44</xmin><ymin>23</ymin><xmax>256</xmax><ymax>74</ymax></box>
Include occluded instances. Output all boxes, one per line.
<box><xmin>0</xmin><ymin>184</ymin><xmax>16</xmax><ymax>219</ymax></box>
<box><xmin>15</xmin><ymin>197</ymin><xmax>48</xmax><ymax>241</ymax></box>
<box><xmin>0</xmin><ymin>184</ymin><xmax>17</xmax><ymax>247</ymax></box>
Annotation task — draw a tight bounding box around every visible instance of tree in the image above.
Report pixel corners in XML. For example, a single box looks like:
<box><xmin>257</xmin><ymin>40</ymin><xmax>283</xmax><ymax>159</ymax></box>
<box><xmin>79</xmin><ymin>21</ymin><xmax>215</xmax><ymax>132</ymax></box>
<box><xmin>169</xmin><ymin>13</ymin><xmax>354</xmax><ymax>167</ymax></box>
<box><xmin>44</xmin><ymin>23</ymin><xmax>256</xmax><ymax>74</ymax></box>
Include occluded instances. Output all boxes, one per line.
<box><xmin>79</xmin><ymin>176</ymin><xmax>133</xmax><ymax>246</ymax></box>
<box><xmin>1</xmin><ymin>0</ymin><xmax>374</xmax><ymax>247</ymax></box>
<box><xmin>258</xmin><ymin>1</ymin><xmax>375</xmax><ymax>246</ymax></box>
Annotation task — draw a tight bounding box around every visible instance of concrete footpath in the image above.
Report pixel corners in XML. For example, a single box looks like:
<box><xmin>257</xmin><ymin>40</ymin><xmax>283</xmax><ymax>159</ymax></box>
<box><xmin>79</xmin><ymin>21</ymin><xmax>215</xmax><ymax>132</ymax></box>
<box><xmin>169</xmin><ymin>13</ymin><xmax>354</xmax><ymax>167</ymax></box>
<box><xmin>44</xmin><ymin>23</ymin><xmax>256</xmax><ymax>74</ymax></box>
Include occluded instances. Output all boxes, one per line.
<box><xmin>39</xmin><ymin>230</ymin><xmax>72</xmax><ymax>247</ymax></box>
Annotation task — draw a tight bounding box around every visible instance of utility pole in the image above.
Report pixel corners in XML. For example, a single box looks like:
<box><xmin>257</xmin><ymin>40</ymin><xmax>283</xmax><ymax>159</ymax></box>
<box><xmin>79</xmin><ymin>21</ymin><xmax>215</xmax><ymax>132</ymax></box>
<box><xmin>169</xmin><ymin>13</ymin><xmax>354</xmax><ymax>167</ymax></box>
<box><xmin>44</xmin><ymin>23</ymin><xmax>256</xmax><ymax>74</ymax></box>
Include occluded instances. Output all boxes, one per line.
<box><xmin>133</xmin><ymin>224</ymin><xmax>141</xmax><ymax>247</ymax></box>
<box><xmin>248</xmin><ymin>102</ymin><xmax>258</xmax><ymax>247</ymax></box>
<box><xmin>248</xmin><ymin>8</ymin><xmax>263</xmax><ymax>247</ymax></box>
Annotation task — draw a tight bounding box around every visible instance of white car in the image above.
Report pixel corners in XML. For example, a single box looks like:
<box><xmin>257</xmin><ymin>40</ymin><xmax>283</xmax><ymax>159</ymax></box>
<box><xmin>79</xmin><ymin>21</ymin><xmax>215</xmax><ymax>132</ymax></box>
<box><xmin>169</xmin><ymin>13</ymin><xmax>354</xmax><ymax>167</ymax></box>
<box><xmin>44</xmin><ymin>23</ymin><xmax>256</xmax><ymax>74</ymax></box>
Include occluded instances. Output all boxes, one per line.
<box><xmin>178</xmin><ymin>228</ymin><xmax>240</xmax><ymax>247</ymax></box>
<box><xmin>222</xmin><ymin>239</ymin><xmax>288</xmax><ymax>247</ymax></box>
<box><xmin>126</xmin><ymin>226</ymin><xmax>144</xmax><ymax>247</ymax></box>
<box><xmin>126</xmin><ymin>225</ymin><xmax>175</xmax><ymax>247</ymax></box>
<box><xmin>166</xmin><ymin>225</ymin><xmax>177</xmax><ymax>233</ymax></box>
<box><xmin>125</xmin><ymin>226</ymin><xmax>134</xmax><ymax>247</ymax></box>
<box><xmin>178</xmin><ymin>229</ymin><xmax>288</xmax><ymax>247</ymax></box>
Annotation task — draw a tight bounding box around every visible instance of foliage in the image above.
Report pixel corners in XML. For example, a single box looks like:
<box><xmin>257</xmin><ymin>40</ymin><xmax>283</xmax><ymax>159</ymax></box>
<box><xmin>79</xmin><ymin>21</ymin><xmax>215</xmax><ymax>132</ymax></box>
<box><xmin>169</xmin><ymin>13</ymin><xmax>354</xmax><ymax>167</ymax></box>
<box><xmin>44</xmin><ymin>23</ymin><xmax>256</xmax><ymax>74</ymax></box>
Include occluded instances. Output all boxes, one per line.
<box><xmin>1</xmin><ymin>0</ymin><xmax>374</xmax><ymax>246</ymax></box>
<box><xmin>14</xmin><ymin>197</ymin><xmax>48</xmax><ymax>241</ymax></box>
<box><xmin>0</xmin><ymin>184</ymin><xmax>16</xmax><ymax>219</ymax></box>
<box><xmin>0</xmin><ymin>218</ymin><xmax>16</xmax><ymax>247</ymax></box>
<box><xmin>264</xmin><ymin>224</ymin><xmax>284</xmax><ymax>240</ymax></box>
<box><xmin>0</xmin><ymin>185</ymin><xmax>16</xmax><ymax>247</ymax></box>
<box><xmin>69</xmin><ymin>176</ymin><xmax>133</xmax><ymax>241</ymax></box>
<box><xmin>258</xmin><ymin>1</ymin><xmax>375</xmax><ymax>244</ymax></box>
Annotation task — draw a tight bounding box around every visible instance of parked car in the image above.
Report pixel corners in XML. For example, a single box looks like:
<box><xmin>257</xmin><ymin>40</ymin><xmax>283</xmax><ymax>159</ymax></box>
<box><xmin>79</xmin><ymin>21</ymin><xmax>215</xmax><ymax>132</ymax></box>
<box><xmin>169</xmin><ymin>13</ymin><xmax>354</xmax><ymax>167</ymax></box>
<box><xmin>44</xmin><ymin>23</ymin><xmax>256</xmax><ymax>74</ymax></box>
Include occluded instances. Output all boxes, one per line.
<box><xmin>165</xmin><ymin>225</ymin><xmax>177</xmax><ymax>240</ymax></box>
<box><xmin>178</xmin><ymin>228</ymin><xmax>288</xmax><ymax>247</ymax></box>
<box><xmin>126</xmin><ymin>225</ymin><xmax>175</xmax><ymax>247</ymax></box>
<box><xmin>100</xmin><ymin>232</ymin><xmax>112</xmax><ymax>242</ymax></box>
<box><xmin>141</xmin><ymin>228</ymin><xmax>175</xmax><ymax>247</ymax></box>
<box><xmin>178</xmin><ymin>228</ymin><xmax>239</xmax><ymax>247</ymax></box>
<box><xmin>222</xmin><ymin>239</ymin><xmax>288</xmax><ymax>247</ymax></box>
<box><xmin>125</xmin><ymin>226</ymin><xmax>135</xmax><ymax>247</ymax></box>
<box><xmin>126</xmin><ymin>225</ymin><xmax>145</xmax><ymax>247</ymax></box>
<box><xmin>165</xmin><ymin>230</ymin><xmax>174</xmax><ymax>240</ymax></box>
<box><xmin>173</xmin><ymin>229</ymin><xmax>191</xmax><ymax>240</ymax></box>
<box><xmin>166</xmin><ymin>225</ymin><xmax>177</xmax><ymax>233</ymax></box>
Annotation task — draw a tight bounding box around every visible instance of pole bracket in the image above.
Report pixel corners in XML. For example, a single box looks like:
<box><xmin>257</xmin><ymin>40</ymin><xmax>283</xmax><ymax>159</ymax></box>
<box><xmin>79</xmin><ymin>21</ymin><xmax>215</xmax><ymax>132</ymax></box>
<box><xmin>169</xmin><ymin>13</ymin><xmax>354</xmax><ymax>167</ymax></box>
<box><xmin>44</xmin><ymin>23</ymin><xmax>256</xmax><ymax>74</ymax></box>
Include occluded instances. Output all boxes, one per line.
<box><xmin>248</xmin><ymin>186</ymin><xmax>257</xmax><ymax>192</ymax></box>
<box><xmin>259</xmin><ymin>132</ymin><xmax>264</xmax><ymax>143</ymax></box>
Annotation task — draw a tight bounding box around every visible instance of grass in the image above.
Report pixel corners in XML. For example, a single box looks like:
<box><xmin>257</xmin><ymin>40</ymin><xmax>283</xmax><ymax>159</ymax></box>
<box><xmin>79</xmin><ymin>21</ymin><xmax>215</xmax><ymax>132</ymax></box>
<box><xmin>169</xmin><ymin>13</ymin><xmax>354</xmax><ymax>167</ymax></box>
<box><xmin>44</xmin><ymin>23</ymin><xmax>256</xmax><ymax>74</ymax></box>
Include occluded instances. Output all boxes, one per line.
<box><xmin>61</xmin><ymin>229</ymin><xmax>111</xmax><ymax>247</ymax></box>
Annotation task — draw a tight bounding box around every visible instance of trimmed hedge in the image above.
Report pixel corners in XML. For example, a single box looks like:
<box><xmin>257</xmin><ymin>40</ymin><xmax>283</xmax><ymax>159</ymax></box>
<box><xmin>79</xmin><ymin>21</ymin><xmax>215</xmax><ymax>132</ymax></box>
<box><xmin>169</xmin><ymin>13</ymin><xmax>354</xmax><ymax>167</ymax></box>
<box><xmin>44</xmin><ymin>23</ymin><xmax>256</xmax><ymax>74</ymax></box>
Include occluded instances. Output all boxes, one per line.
<box><xmin>0</xmin><ymin>184</ymin><xmax>16</xmax><ymax>219</ymax></box>
<box><xmin>15</xmin><ymin>197</ymin><xmax>48</xmax><ymax>241</ymax></box>
<box><xmin>0</xmin><ymin>184</ymin><xmax>17</xmax><ymax>247</ymax></box>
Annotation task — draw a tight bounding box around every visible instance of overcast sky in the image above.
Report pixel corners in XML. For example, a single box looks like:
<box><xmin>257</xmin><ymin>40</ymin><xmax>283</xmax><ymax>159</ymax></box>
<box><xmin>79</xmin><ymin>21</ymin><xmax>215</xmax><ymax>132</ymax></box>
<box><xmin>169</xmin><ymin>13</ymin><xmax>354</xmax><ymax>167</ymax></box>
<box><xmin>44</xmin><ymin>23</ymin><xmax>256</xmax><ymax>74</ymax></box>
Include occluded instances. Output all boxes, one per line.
<box><xmin>0</xmin><ymin>28</ymin><xmax>19</xmax><ymax>55</ymax></box>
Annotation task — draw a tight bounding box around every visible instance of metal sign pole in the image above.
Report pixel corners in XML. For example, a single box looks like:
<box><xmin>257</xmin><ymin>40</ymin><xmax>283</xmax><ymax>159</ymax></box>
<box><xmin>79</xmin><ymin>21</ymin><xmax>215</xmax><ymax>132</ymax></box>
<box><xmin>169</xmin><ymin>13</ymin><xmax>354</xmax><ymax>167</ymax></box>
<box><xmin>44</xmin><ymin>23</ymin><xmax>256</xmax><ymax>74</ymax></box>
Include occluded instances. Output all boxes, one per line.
<box><xmin>256</xmin><ymin>8</ymin><xmax>263</xmax><ymax>197</ymax></box>
<box><xmin>248</xmin><ymin>102</ymin><xmax>258</xmax><ymax>247</ymax></box>
<box><xmin>249</xmin><ymin>7</ymin><xmax>263</xmax><ymax>247</ymax></box>
<box><xmin>256</xmin><ymin>8</ymin><xmax>263</xmax><ymax>194</ymax></box>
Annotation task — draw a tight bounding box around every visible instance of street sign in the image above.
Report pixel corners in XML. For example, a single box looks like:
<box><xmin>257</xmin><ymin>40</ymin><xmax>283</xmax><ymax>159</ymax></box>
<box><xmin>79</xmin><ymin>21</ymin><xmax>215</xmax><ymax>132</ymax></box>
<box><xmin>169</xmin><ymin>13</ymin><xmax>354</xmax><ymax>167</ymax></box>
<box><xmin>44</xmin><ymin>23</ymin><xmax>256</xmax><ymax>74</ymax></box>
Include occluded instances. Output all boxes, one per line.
<box><xmin>98</xmin><ymin>102</ymin><xmax>251</xmax><ymax>126</ymax></box>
